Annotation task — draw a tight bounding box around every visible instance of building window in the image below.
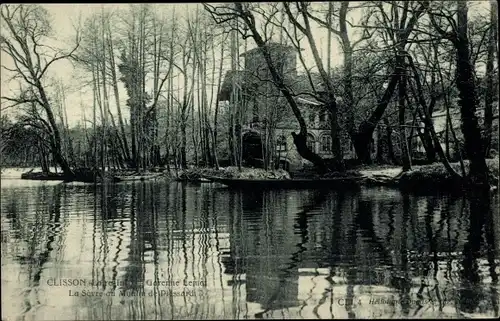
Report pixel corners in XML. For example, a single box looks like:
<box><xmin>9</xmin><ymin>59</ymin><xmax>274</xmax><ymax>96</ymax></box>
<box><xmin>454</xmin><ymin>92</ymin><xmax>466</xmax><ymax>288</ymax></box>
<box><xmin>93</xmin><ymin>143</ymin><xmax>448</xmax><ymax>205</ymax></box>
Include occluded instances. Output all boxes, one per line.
<box><xmin>308</xmin><ymin>112</ymin><xmax>316</xmax><ymax>124</ymax></box>
<box><xmin>306</xmin><ymin>133</ymin><xmax>315</xmax><ymax>152</ymax></box>
<box><xmin>321</xmin><ymin>134</ymin><xmax>332</xmax><ymax>152</ymax></box>
<box><xmin>277</xmin><ymin>135</ymin><xmax>287</xmax><ymax>151</ymax></box>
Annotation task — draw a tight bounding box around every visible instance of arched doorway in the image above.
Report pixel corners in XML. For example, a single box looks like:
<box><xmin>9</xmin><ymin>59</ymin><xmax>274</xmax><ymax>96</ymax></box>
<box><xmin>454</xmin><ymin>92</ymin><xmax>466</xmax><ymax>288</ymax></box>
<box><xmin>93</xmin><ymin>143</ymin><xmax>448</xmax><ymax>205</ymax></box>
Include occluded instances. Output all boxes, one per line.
<box><xmin>242</xmin><ymin>131</ymin><xmax>263</xmax><ymax>167</ymax></box>
<box><xmin>306</xmin><ymin>133</ymin><xmax>316</xmax><ymax>153</ymax></box>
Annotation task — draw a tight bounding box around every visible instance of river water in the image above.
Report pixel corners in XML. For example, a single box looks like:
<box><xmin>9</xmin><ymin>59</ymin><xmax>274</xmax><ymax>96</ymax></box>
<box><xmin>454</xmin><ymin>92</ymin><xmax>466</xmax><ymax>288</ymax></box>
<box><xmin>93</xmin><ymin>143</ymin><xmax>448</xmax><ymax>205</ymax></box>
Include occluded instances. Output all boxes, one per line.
<box><xmin>1</xmin><ymin>178</ymin><xmax>499</xmax><ymax>319</ymax></box>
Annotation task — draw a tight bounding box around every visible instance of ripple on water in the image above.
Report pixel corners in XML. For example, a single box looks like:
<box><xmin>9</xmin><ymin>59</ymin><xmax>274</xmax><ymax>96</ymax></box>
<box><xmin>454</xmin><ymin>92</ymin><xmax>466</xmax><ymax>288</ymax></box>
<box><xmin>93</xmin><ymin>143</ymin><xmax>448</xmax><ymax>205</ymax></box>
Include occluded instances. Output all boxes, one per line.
<box><xmin>1</xmin><ymin>181</ymin><xmax>498</xmax><ymax>320</ymax></box>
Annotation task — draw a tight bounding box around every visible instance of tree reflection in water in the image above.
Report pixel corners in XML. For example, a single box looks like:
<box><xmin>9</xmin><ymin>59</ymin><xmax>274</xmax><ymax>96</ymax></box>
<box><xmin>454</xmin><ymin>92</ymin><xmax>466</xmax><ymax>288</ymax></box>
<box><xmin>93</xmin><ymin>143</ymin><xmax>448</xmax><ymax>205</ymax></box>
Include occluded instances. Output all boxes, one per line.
<box><xmin>1</xmin><ymin>181</ymin><xmax>499</xmax><ymax>320</ymax></box>
<box><xmin>459</xmin><ymin>190</ymin><xmax>498</xmax><ymax>315</ymax></box>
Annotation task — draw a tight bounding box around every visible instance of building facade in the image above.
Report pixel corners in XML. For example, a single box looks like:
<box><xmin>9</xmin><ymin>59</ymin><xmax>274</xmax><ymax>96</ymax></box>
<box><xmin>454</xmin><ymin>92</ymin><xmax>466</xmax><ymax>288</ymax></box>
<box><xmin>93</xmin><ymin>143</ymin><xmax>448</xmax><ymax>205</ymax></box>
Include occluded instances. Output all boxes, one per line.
<box><xmin>218</xmin><ymin>43</ymin><xmax>377</xmax><ymax>171</ymax></box>
<box><xmin>411</xmin><ymin>105</ymin><xmax>499</xmax><ymax>159</ymax></box>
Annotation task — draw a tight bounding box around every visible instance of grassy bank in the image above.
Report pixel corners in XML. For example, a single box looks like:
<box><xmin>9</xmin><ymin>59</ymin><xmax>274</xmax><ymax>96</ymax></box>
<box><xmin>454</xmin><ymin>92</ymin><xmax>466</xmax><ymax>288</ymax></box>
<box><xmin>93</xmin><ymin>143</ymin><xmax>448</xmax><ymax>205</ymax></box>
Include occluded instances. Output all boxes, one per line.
<box><xmin>398</xmin><ymin>158</ymin><xmax>499</xmax><ymax>192</ymax></box>
<box><xmin>176</xmin><ymin>167</ymin><xmax>291</xmax><ymax>181</ymax></box>
<box><xmin>18</xmin><ymin>167</ymin><xmax>169</xmax><ymax>183</ymax></box>
<box><xmin>178</xmin><ymin>158</ymin><xmax>499</xmax><ymax>189</ymax></box>
<box><xmin>16</xmin><ymin>158</ymin><xmax>498</xmax><ymax>193</ymax></box>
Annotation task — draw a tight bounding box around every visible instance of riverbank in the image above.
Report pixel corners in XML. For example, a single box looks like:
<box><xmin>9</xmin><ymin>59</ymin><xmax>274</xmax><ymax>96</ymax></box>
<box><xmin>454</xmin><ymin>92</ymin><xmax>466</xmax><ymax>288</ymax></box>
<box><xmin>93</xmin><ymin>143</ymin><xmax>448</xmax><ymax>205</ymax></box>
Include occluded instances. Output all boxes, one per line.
<box><xmin>11</xmin><ymin>168</ymin><xmax>168</xmax><ymax>183</ymax></box>
<box><xmin>175</xmin><ymin>166</ymin><xmax>291</xmax><ymax>182</ymax></box>
<box><xmin>398</xmin><ymin>158</ymin><xmax>499</xmax><ymax>192</ymax></box>
<box><xmin>349</xmin><ymin>158</ymin><xmax>499</xmax><ymax>192</ymax></box>
<box><xmin>7</xmin><ymin>157</ymin><xmax>499</xmax><ymax>193</ymax></box>
<box><xmin>182</xmin><ymin>158</ymin><xmax>499</xmax><ymax>193</ymax></box>
<box><xmin>11</xmin><ymin>166</ymin><xmax>291</xmax><ymax>183</ymax></box>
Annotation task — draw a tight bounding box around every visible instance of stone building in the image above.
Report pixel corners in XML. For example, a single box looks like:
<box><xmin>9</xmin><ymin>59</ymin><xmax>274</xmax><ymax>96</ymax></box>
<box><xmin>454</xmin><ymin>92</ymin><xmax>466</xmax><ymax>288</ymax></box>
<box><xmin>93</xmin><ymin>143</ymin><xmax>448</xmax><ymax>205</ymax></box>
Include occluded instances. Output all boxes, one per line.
<box><xmin>218</xmin><ymin>43</ymin><xmax>377</xmax><ymax>171</ymax></box>
<box><xmin>411</xmin><ymin>104</ymin><xmax>499</xmax><ymax>159</ymax></box>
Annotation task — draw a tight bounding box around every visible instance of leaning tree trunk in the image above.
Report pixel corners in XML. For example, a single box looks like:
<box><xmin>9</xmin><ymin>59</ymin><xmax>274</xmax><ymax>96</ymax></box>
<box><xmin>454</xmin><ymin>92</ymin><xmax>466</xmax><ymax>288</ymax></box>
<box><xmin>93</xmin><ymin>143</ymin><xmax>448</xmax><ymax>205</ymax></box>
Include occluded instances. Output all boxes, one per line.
<box><xmin>35</xmin><ymin>81</ymin><xmax>74</xmax><ymax>177</ymax></box>
<box><xmin>353</xmin><ymin>74</ymin><xmax>400</xmax><ymax>164</ymax></box>
<box><xmin>406</xmin><ymin>53</ymin><xmax>459</xmax><ymax>177</ymax></box>
<box><xmin>407</xmin><ymin>77</ymin><xmax>459</xmax><ymax>177</ymax></box>
<box><xmin>296</xmin><ymin>3</ymin><xmax>345</xmax><ymax>171</ymax></box>
<box><xmin>234</xmin><ymin>3</ymin><xmax>328</xmax><ymax>172</ymax></box>
<box><xmin>350</xmin><ymin>1</ymin><xmax>429</xmax><ymax>164</ymax></box>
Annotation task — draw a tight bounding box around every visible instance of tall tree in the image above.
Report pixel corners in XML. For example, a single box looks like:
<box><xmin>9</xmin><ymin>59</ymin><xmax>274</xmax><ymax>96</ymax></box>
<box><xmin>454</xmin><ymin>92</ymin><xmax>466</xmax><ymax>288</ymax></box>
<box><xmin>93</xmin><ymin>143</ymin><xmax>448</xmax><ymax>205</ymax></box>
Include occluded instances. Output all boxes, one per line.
<box><xmin>205</xmin><ymin>2</ymin><xmax>331</xmax><ymax>172</ymax></box>
<box><xmin>0</xmin><ymin>4</ymin><xmax>80</xmax><ymax>176</ymax></box>
<box><xmin>483</xmin><ymin>0</ymin><xmax>498</xmax><ymax>157</ymax></box>
<box><xmin>430</xmin><ymin>0</ymin><xmax>489</xmax><ymax>186</ymax></box>
<box><xmin>308</xmin><ymin>1</ymin><xmax>429</xmax><ymax>164</ymax></box>
<box><xmin>283</xmin><ymin>2</ymin><xmax>345</xmax><ymax>170</ymax></box>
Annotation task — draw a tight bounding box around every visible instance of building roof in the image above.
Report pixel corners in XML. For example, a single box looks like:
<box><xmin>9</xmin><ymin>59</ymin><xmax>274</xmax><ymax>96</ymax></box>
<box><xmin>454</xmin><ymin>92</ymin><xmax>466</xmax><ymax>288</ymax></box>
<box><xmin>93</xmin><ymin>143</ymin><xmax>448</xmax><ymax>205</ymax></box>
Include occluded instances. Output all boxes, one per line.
<box><xmin>217</xmin><ymin>68</ymin><xmax>331</xmax><ymax>105</ymax></box>
<box><xmin>239</xmin><ymin>42</ymin><xmax>299</xmax><ymax>58</ymax></box>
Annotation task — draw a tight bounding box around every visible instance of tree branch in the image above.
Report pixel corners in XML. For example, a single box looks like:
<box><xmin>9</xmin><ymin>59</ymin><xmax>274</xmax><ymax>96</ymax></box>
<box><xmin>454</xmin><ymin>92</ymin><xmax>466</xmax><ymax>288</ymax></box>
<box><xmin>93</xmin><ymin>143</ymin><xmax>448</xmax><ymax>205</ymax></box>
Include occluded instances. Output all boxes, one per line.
<box><xmin>429</xmin><ymin>13</ymin><xmax>457</xmax><ymax>44</ymax></box>
<box><xmin>38</xmin><ymin>34</ymin><xmax>81</xmax><ymax>79</ymax></box>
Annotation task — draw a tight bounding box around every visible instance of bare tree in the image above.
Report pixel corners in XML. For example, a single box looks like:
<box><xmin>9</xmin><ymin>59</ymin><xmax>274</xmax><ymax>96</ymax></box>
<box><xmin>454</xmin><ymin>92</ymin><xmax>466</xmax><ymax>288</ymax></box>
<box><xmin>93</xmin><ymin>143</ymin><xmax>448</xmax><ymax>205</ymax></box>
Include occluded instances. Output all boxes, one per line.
<box><xmin>204</xmin><ymin>2</ymin><xmax>331</xmax><ymax>172</ymax></box>
<box><xmin>307</xmin><ymin>1</ymin><xmax>428</xmax><ymax>164</ymax></box>
<box><xmin>483</xmin><ymin>0</ymin><xmax>498</xmax><ymax>157</ymax></box>
<box><xmin>0</xmin><ymin>4</ymin><xmax>80</xmax><ymax>176</ymax></box>
<box><xmin>430</xmin><ymin>0</ymin><xmax>490</xmax><ymax>186</ymax></box>
<box><xmin>283</xmin><ymin>2</ymin><xmax>345</xmax><ymax>170</ymax></box>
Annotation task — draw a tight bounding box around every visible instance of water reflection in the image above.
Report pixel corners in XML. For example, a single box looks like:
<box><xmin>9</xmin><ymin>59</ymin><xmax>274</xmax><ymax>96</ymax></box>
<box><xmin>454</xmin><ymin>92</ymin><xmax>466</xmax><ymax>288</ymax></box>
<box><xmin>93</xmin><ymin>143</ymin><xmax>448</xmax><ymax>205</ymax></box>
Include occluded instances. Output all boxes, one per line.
<box><xmin>1</xmin><ymin>180</ymin><xmax>499</xmax><ymax>320</ymax></box>
<box><xmin>459</xmin><ymin>190</ymin><xmax>499</xmax><ymax>316</ymax></box>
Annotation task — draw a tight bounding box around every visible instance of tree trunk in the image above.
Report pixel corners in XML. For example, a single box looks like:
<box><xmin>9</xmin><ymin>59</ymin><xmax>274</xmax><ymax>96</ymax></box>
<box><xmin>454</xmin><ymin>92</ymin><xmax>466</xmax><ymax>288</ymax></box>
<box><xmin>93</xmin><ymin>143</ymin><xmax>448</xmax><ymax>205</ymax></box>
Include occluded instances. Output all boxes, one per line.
<box><xmin>235</xmin><ymin>3</ymin><xmax>328</xmax><ymax>172</ymax></box>
<box><xmin>352</xmin><ymin>73</ymin><xmax>399</xmax><ymax>164</ymax></box>
<box><xmin>483</xmin><ymin>0</ymin><xmax>497</xmax><ymax>157</ymax></box>
<box><xmin>180</xmin><ymin>101</ymin><xmax>188</xmax><ymax>169</ymax></box>
<box><xmin>297</xmin><ymin>4</ymin><xmax>344</xmax><ymax>170</ymax></box>
<box><xmin>140</xmin><ymin>7</ymin><xmax>147</xmax><ymax>171</ymax></box>
<box><xmin>203</xmin><ymin>41</ymin><xmax>213</xmax><ymax>167</ymax></box>
<box><xmin>455</xmin><ymin>0</ymin><xmax>489</xmax><ymax>186</ymax></box>
<box><xmin>384</xmin><ymin>118</ymin><xmax>396</xmax><ymax>164</ymax></box>
<box><xmin>398</xmin><ymin>55</ymin><xmax>411</xmax><ymax>171</ymax></box>
<box><xmin>107</xmin><ymin>21</ymin><xmax>131</xmax><ymax>164</ymax></box>
<box><xmin>35</xmin><ymin>82</ymin><xmax>74</xmax><ymax>176</ymax></box>
<box><xmin>407</xmin><ymin>79</ymin><xmax>459</xmax><ymax>177</ymax></box>
<box><xmin>40</xmin><ymin>147</ymin><xmax>49</xmax><ymax>174</ymax></box>
<box><xmin>343</xmin><ymin>45</ymin><xmax>355</xmax><ymax>136</ymax></box>
<box><xmin>179</xmin><ymin>49</ymin><xmax>189</xmax><ymax>169</ymax></box>
<box><xmin>59</xmin><ymin>83</ymin><xmax>75</xmax><ymax>168</ymax></box>
<box><xmin>419</xmin><ymin>124</ymin><xmax>437</xmax><ymax>162</ymax></box>
<box><xmin>407</xmin><ymin>54</ymin><xmax>457</xmax><ymax>171</ymax></box>
<box><xmin>327</xmin><ymin>98</ymin><xmax>345</xmax><ymax>171</ymax></box>
<box><xmin>212</xmin><ymin>35</ymin><xmax>225</xmax><ymax>170</ymax></box>
<box><xmin>445</xmin><ymin>105</ymin><xmax>451</xmax><ymax>159</ymax></box>
<box><xmin>191</xmin><ymin>63</ymin><xmax>198</xmax><ymax>168</ymax></box>
<box><xmin>101</xmin><ymin>8</ymin><xmax>109</xmax><ymax>176</ymax></box>
<box><xmin>228</xmin><ymin>113</ymin><xmax>235</xmax><ymax>166</ymax></box>
<box><xmin>129</xmin><ymin>29</ymin><xmax>139</xmax><ymax>169</ymax></box>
